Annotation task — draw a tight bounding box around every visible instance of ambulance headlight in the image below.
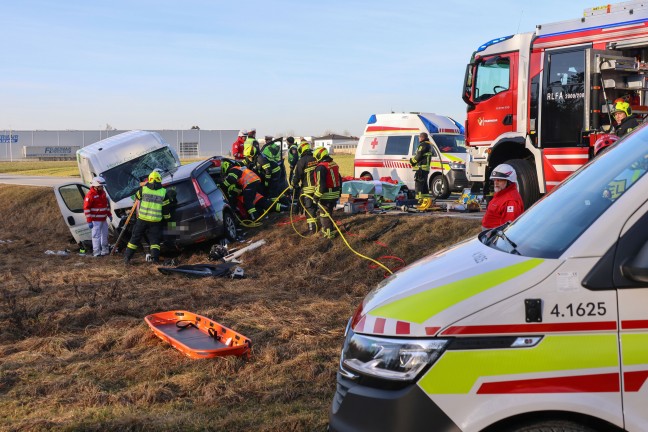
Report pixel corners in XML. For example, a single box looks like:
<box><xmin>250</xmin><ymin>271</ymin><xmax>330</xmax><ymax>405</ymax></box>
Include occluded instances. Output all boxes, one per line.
<box><xmin>340</xmin><ymin>330</ymin><xmax>448</xmax><ymax>382</ymax></box>
<box><xmin>450</xmin><ymin>162</ymin><xmax>465</xmax><ymax>170</ymax></box>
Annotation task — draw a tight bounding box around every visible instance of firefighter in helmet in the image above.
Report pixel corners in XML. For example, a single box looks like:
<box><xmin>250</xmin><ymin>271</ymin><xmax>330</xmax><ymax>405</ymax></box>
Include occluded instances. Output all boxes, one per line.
<box><xmin>313</xmin><ymin>147</ymin><xmax>342</xmax><ymax>239</ymax></box>
<box><xmin>291</xmin><ymin>140</ymin><xmax>319</xmax><ymax>232</ymax></box>
<box><xmin>123</xmin><ymin>170</ymin><xmax>172</xmax><ymax>264</ymax></box>
<box><xmin>286</xmin><ymin>137</ymin><xmax>299</xmax><ymax>184</ymax></box>
<box><xmin>612</xmin><ymin>101</ymin><xmax>639</xmax><ymax>138</ymax></box>
<box><xmin>410</xmin><ymin>132</ymin><xmax>433</xmax><ymax>210</ymax></box>
<box><xmin>222</xmin><ymin>159</ymin><xmax>284</xmax><ymax>221</ymax></box>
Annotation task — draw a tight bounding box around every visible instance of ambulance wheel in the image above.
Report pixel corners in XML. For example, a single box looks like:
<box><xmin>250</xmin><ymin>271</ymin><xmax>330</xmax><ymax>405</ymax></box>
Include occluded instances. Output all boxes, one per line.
<box><xmin>430</xmin><ymin>174</ymin><xmax>450</xmax><ymax>199</ymax></box>
<box><xmin>223</xmin><ymin>210</ymin><xmax>237</xmax><ymax>241</ymax></box>
<box><xmin>508</xmin><ymin>419</ymin><xmax>595</xmax><ymax>432</ymax></box>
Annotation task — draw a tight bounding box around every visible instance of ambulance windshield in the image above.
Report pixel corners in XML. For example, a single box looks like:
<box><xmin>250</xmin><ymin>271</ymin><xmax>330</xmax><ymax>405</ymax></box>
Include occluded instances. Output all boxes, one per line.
<box><xmin>486</xmin><ymin>127</ymin><xmax>648</xmax><ymax>259</ymax></box>
<box><xmin>432</xmin><ymin>134</ymin><xmax>466</xmax><ymax>153</ymax></box>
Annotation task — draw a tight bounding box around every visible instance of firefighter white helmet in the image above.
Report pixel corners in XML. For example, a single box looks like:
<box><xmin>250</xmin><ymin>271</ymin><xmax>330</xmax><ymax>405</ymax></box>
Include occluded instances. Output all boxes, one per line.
<box><xmin>490</xmin><ymin>164</ymin><xmax>517</xmax><ymax>183</ymax></box>
<box><xmin>91</xmin><ymin>176</ymin><xmax>106</xmax><ymax>187</ymax></box>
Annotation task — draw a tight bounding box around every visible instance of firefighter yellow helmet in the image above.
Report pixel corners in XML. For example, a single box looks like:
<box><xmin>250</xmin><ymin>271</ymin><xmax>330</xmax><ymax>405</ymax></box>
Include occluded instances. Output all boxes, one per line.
<box><xmin>244</xmin><ymin>145</ymin><xmax>257</xmax><ymax>158</ymax></box>
<box><xmin>148</xmin><ymin>170</ymin><xmax>162</xmax><ymax>183</ymax></box>
<box><xmin>612</xmin><ymin>101</ymin><xmax>631</xmax><ymax>117</ymax></box>
<box><xmin>298</xmin><ymin>141</ymin><xmax>311</xmax><ymax>156</ymax></box>
<box><xmin>313</xmin><ymin>147</ymin><xmax>329</xmax><ymax>161</ymax></box>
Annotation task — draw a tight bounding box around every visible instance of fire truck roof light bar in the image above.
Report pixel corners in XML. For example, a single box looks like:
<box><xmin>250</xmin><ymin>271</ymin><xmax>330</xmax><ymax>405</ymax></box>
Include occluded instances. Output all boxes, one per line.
<box><xmin>476</xmin><ymin>35</ymin><xmax>514</xmax><ymax>53</ymax></box>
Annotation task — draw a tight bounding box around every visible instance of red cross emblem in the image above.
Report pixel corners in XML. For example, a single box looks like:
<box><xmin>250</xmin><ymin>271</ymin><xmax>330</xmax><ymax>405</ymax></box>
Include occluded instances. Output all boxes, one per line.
<box><xmin>370</xmin><ymin>138</ymin><xmax>378</xmax><ymax>149</ymax></box>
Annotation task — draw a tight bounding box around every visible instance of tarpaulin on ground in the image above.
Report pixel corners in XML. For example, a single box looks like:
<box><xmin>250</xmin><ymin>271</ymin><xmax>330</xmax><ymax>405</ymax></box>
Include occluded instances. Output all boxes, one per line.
<box><xmin>341</xmin><ymin>180</ymin><xmax>404</xmax><ymax>201</ymax></box>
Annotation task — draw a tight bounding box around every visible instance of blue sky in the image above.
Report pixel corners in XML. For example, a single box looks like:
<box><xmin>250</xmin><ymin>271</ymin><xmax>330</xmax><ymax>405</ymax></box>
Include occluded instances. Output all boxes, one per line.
<box><xmin>3</xmin><ymin>0</ymin><xmax>601</xmax><ymax>136</ymax></box>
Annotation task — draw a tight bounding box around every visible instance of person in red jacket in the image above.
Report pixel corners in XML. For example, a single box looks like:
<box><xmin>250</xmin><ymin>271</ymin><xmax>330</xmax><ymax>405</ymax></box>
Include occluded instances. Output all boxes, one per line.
<box><xmin>83</xmin><ymin>176</ymin><xmax>112</xmax><ymax>256</ymax></box>
<box><xmin>231</xmin><ymin>130</ymin><xmax>247</xmax><ymax>162</ymax></box>
<box><xmin>481</xmin><ymin>163</ymin><xmax>524</xmax><ymax>230</ymax></box>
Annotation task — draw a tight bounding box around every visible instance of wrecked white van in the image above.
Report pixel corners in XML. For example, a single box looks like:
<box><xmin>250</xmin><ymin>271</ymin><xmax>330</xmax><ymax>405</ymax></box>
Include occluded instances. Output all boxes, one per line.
<box><xmin>54</xmin><ymin>130</ymin><xmax>181</xmax><ymax>244</ymax></box>
<box><xmin>331</xmin><ymin>123</ymin><xmax>648</xmax><ymax>431</ymax></box>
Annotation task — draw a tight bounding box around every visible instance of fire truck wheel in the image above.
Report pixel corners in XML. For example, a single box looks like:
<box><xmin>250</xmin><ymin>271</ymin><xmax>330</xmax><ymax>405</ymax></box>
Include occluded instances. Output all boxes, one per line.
<box><xmin>505</xmin><ymin>158</ymin><xmax>540</xmax><ymax>209</ymax></box>
<box><xmin>508</xmin><ymin>419</ymin><xmax>596</xmax><ymax>432</ymax></box>
<box><xmin>430</xmin><ymin>174</ymin><xmax>450</xmax><ymax>199</ymax></box>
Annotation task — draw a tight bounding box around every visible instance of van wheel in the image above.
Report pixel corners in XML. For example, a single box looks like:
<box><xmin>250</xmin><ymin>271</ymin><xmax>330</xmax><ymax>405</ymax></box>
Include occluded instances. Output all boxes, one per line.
<box><xmin>507</xmin><ymin>419</ymin><xmax>596</xmax><ymax>432</ymax></box>
<box><xmin>223</xmin><ymin>210</ymin><xmax>237</xmax><ymax>241</ymax></box>
<box><xmin>431</xmin><ymin>175</ymin><xmax>450</xmax><ymax>199</ymax></box>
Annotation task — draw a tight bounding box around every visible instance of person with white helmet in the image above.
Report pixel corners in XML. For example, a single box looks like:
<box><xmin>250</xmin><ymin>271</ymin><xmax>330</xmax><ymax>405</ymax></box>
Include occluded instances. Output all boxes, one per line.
<box><xmin>231</xmin><ymin>129</ymin><xmax>248</xmax><ymax>161</ymax></box>
<box><xmin>83</xmin><ymin>176</ymin><xmax>112</xmax><ymax>256</ymax></box>
<box><xmin>481</xmin><ymin>163</ymin><xmax>524</xmax><ymax>230</ymax></box>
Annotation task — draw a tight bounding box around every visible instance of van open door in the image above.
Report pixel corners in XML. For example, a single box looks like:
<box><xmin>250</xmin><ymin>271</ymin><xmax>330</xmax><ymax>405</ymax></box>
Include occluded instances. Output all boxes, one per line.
<box><xmin>54</xmin><ymin>182</ymin><xmax>92</xmax><ymax>244</ymax></box>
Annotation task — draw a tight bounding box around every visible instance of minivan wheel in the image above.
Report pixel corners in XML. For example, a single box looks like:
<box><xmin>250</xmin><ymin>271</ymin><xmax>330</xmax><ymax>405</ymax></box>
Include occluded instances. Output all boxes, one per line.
<box><xmin>431</xmin><ymin>175</ymin><xmax>450</xmax><ymax>199</ymax></box>
<box><xmin>223</xmin><ymin>210</ymin><xmax>237</xmax><ymax>241</ymax></box>
<box><xmin>506</xmin><ymin>419</ymin><xmax>596</xmax><ymax>432</ymax></box>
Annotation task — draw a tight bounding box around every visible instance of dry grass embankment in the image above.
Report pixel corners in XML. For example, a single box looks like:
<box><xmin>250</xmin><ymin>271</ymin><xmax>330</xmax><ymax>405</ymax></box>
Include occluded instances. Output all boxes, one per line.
<box><xmin>0</xmin><ymin>184</ymin><xmax>481</xmax><ymax>431</ymax></box>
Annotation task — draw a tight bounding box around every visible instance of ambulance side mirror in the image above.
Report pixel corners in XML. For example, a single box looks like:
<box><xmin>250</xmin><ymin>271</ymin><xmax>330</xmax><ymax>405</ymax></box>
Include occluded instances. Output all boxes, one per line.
<box><xmin>621</xmin><ymin>242</ymin><xmax>648</xmax><ymax>283</ymax></box>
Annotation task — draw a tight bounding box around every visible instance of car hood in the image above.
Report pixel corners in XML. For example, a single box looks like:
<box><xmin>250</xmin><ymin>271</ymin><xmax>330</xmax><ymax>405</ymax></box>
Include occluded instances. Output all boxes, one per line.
<box><xmin>353</xmin><ymin>238</ymin><xmax>559</xmax><ymax>337</ymax></box>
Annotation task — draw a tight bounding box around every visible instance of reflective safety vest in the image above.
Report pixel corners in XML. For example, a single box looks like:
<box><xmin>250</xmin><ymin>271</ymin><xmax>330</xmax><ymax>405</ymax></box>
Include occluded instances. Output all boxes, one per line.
<box><xmin>137</xmin><ymin>186</ymin><xmax>168</xmax><ymax>222</ymax></box>
<box><xmin>410</xmin><ymin>141</ymin><xmax>432</xmax><ymax>172</ymax></box>
<box><xmin>314</xmin><ymin>160</ymin><xmax>341</xmax><ymax>200</ymax></box>
<box><xmin>262</xmin><ymin>144</ymin><xmax>281</xmax><ymax>164</ymax></box>
<box><xmin>238</xmin><ymin>167</ymin><xmax>261</xmax><ymax>188</ymax></box>
<box><xmin>244</xmin><ymin>137</ymin><xmax>257</xmax><ymax>154</ymax></box>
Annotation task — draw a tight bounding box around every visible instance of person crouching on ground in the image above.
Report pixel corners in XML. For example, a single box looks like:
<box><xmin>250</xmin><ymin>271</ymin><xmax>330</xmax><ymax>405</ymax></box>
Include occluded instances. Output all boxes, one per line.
<box><xmin>83</xmin><ymin>176</ymin><xmax>112</xmax><ymax>257</ymax></box>
<box><xmin>123</xmin><ymin>170</ymin><xmax>171</xmax><ymax>264</ymax></box>
<box><xmin>481</xmin><ymin>163</ymin><xmax>524</xmax><ymax>230</ymax></box>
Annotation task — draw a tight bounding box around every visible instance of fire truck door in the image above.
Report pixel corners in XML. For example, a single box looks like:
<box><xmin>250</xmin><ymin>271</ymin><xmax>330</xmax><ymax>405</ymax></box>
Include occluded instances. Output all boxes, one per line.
<box><xmin>467</xmin><ymin>52</ymin><xmax>518</xmax><ymax>143</ymax></box>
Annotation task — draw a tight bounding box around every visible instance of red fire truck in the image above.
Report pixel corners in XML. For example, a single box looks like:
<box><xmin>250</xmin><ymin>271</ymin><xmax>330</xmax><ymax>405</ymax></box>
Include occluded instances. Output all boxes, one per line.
<box><xmin>463</xmin><ymin>1</ymin><xmax>648</xmax><ymax>208</ymax></box>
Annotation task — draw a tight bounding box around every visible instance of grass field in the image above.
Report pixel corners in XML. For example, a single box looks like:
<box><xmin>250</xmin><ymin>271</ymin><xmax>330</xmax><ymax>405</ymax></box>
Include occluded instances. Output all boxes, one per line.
<box><xmin>0</xmin><ymin>153</ymin><xmax>356</xmax><ymax>178</ymax></box>
<box><xmin>0</xmin><ymin>183</ymin><xmax>481</xmax><ymax>430</ymax></box>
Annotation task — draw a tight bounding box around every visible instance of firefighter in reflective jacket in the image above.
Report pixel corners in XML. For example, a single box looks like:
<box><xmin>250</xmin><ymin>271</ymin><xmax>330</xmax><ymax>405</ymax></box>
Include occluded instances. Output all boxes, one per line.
<box><xmin>410</xmin><ymin>132</ymin><xmax>433</xmax><ymax>209</ymax></box>
<box><xmin>221</xmin><ymin>159</ymin><xmax>284</xmax><ymax>220</ymax></box>
<box><xmin>292</xmin><ymin>141</ymin><xmax>319</xmax><ymax>232</ymax></box>
<box><xmin>259</xmin><ymin>138</ymin><xmax>285</xmax><ymax>201</ymax></box>
<box><xmin>123</xmin><ymin>170</ymin><xmax>171</xmax><ymax>264</ymax></box>
<box><xmin>313</xmin><ymin>147</ymin><xmax>342</xmax><ymax>239</ymax></box>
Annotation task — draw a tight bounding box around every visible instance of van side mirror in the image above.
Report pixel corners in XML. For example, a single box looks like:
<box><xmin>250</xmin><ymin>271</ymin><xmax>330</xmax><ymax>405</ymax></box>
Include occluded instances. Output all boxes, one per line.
<box><xmin>621</xmin><ymin>242</ymin><xmax>648</xmax><ymax>283</ymax></box>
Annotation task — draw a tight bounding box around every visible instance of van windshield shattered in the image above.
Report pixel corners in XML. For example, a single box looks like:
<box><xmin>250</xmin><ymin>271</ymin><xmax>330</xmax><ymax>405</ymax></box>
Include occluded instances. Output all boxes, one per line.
<box><xmin>484</xmin><ymin>129</ymin><xmax>648</xmax><ymax>259</ymax></box>
<box><xmin>432</xmin><ymin>134</ymin><xmax>466</xmax><ymax>153</ymax></box>
<box><xmin>102</xmin><ymin>147</ymin><xmax>179</xmax><ymax>201</ymax></box>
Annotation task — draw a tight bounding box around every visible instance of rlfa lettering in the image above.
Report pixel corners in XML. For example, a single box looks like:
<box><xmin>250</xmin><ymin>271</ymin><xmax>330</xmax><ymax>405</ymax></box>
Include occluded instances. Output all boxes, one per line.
<box><xmin>546</xmin><ymin>92</ymin><xmax>585</xmax><ymax>101</ymax></box>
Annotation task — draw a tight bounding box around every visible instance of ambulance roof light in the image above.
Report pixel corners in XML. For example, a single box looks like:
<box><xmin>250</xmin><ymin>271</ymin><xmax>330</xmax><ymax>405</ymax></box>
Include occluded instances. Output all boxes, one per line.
<box><xmin>367</xmin><ymin>114</ymin><xmax>377</xmax><ymax>124</ymax></box>
<box><xmin>418</xmin><ymin>115</ymin><xmax>439</xmax><ymax>134</ymax></box>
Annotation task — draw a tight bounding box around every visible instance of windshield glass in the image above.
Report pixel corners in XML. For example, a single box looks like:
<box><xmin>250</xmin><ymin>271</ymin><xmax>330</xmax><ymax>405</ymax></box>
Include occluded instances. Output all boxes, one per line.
<box><xmin>474</xmin><ymin>57</ymin><xmax>510</xmax><ymax>102</ymax></box>
<box><xmin>432</xmin><ymin>134</ymin><xmax>466</xmax><ymax>153</ymax></box>
<box><xmin>485</xmin><ymin>129</ymin><xmax>648</xmax><ymax>258</ymax></box>
<box><xmin>102</xmin><ymin>147</ymin><xmax>179</xmax><ymax>201</ymax></box>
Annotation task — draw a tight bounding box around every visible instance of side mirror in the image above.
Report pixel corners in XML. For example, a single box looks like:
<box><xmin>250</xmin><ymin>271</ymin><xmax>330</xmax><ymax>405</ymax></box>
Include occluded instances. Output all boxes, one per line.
<box><xmin>621</xmin><ymin>242</ymin><xmax>648</xmax><ymax>283</ymax></box>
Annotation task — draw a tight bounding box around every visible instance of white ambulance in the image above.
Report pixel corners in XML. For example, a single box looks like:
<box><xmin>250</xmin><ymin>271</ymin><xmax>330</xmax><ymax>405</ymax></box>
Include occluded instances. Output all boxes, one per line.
<box><xmin>353</xmin><ymin>113</ymin><xmax>469</xmax><ymax>199</ymax></box>
<box><xmin>331</xmin><ymin>123</ymin><xmax>648</xmax><ymax>431</ymax></box>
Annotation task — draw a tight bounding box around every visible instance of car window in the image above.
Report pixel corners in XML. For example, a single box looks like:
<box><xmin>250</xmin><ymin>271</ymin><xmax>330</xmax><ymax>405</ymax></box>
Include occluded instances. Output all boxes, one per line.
<box><xmin>487</xmin><ymin>131</ymin><xmax>648</xmax><ymax>259</ymax></box>
<box><xmin>384</xmin><ymin>136</ymin><xmax>411</xmax><ymax>156</ymax></box>
<box><xmin>59</xmin><ymin>184</ymin><xmax>89</xmax><ymax>212</ymax></box>
<box><xmin>165</xmin><ymin>180</ymin><xmax>196</xmax><ymax>207</ymax></box>
<box><xmin>196</xmin><ymin>171</ymin><xmax>218</xmax><ymax>195</ymax></box>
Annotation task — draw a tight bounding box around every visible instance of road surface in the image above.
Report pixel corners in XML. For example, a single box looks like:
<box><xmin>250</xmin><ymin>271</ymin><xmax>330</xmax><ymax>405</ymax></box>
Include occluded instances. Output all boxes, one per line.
<box><xmin>0</xmin><ymin>174</ymin><xmax>77</xmax><ymax>188</ymax></box>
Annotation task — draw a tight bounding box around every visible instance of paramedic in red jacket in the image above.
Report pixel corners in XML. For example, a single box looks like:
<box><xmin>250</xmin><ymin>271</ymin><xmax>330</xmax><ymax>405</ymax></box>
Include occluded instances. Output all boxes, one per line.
<box><xmin>482</xmin><ymin>163</ymin><xmax>524</xmax><ymax>230</ymax></box>
<box><xmin>83</xmin><ymin>176</ymin><xmax>112</xmax><ymax>256</ymax></box>
<box><xmin>231</xmin><ymin>130</ymin><xmax>247</xmax><ymax>162</ymax></box>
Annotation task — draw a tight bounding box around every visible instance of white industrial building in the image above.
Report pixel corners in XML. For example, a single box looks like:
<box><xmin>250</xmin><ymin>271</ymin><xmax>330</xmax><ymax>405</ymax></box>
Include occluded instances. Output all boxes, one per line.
<box><xmin>0</xmin><ymin>129</ymin><xmax>238</xmax><ymax>161</ymax></box>
<box><xmin>312</xmin><ymin>134</ymin><xmax>359</xmax><ymax>155</ymax></box>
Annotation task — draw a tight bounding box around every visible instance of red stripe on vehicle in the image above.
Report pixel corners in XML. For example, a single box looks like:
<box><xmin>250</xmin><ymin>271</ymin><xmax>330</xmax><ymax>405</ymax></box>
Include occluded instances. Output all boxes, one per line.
<box><xmin>425</xmin><ymin>327</ymin><xmax>440</xmax><ymax>336</ymax></box>
<box><xmin>440</xmin><ymin>321</ymin><xmax>617</xmax><ymax>336</ymax></box>
<box><xmin>354</xmin><ymin>315</ymin><xmax>366</xmax><ymax>332</ymax></box>
<box><xmin>354</xmin><ymin>160</ymin><xmax>385</xmax><ymax>168</ymax></box>
<box><xmin>477</xmin><ymin>373</ymin><xmax>620</xmax><ymax>394</ymax></box>
<box><xmin>621</xmin><ymin>320</ymin><xmax>648</xmax><ymax>330</ymax></box>
<box><xmin>366</xmin><ymin>126</ymin><xmax>418</xmax><ymax>132</ymax></box>
<box><xmin>396</xmin><ymin>321</ymin><xmax>410</xmax><ymax>335</ymax></box>
<box><xmin>624</xmin><ymin>371</ymin><xmax>648</xmax><ymax>392</ymax></box>
<box><xmin>373</xmin><ymin>318</ymin><xmax>386</xmax><ymax>334</ymax></box>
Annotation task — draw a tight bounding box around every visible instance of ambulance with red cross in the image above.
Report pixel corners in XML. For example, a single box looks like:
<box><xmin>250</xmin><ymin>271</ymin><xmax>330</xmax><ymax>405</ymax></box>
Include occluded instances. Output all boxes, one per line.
<box><xmin>353</xmin><ymin>112</ymin><xmax>470</xmax><ymax>199</ymax></box>
<box><xmin>331</xmin><ymin>115</ymin><xmax>648</xmax><ymax>431</ymax></box>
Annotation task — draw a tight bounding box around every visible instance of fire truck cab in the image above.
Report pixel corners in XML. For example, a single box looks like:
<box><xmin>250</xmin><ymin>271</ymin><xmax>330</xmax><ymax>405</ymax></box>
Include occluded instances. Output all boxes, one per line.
<box><xmin>463</xmin><ymin>1</ymin><xmax>648</xmax><ymax>208</ymax></box>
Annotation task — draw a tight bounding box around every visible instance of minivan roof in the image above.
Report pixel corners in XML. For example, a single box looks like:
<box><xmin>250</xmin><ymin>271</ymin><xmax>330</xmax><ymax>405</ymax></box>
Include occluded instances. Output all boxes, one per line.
<box><xmin>161</xmin><ymin>160</ymin><xmax>205</xmax><ymax>184</ymax></box>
